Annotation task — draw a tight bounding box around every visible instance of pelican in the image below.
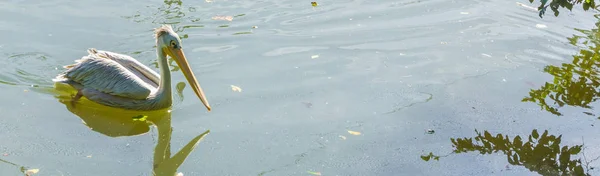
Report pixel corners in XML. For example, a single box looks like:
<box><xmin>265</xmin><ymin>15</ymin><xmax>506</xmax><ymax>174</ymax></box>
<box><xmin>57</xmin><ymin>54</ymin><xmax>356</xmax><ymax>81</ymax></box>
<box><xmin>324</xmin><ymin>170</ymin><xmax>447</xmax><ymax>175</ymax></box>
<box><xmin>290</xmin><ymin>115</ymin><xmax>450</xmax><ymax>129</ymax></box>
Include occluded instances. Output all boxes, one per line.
<box><xmin>53</xmin><ymin>25</ymin><xmax>211</xmax><ymax>111</ymax></box>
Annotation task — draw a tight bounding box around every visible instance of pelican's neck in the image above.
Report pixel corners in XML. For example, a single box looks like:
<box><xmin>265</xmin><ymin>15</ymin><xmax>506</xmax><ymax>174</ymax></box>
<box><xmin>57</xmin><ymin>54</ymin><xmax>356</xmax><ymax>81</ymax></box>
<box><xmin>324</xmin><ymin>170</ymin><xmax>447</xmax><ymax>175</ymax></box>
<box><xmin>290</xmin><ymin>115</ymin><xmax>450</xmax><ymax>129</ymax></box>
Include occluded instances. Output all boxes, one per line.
<box><xmin>156</xmin><ymin>48</ymin><xmax>172</xmax><ymax>104</ymax></box>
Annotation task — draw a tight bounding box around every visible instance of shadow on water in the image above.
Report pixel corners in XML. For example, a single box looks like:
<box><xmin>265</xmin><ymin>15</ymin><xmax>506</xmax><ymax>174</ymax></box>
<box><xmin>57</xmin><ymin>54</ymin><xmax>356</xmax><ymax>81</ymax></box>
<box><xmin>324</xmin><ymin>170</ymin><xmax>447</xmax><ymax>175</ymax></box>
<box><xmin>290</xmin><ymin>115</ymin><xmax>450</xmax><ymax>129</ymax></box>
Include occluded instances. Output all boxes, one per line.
<box><xmin>523</xmin><ymin>14</ymin><xmax>600</xmax><ymax>117</ymax></box>
<box><xmin>47</xmin><ymin>83</ymin><xmax>209</xmax><ymax>176</ymax></box>
<box><xmin>421</xmin><ymin>129</ymin><xmax>595</xmax><ymax>176</ymax></box>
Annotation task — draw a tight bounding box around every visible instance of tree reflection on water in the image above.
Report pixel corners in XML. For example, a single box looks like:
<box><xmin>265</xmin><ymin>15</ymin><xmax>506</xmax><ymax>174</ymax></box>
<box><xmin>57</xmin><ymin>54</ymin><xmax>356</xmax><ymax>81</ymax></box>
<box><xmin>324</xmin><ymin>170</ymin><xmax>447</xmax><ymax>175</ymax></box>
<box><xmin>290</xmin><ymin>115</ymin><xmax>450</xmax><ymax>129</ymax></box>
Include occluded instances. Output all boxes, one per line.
<box><xmin>522</xmin><ymin>15</ymin><xmax>600</xmax><ymax>116</ymax></box>
<box><xmin>421</xmin><ymin>129</ymin><xmax>594</xmax><ymax>176</ymax></box>
<box><xmin>523</xmin><ymin>14</ymin><xmax>600</xmax><ymax>117</ymax></box>
<box><xmin>423</xmin><ymin>7</ymin><xmax>600</xmax><ymax>176</ymax></box>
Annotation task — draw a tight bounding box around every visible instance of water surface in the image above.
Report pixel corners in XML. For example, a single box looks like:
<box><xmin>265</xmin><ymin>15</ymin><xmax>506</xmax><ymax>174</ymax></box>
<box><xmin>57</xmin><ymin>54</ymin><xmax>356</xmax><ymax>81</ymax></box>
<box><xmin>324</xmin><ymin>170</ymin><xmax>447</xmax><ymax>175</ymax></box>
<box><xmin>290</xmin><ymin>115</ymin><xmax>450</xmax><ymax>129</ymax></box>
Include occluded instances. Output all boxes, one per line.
<box><xmin>1</xmin><ymin>0</ymin><xmax>600</xmax><ymax>175</ymax></box>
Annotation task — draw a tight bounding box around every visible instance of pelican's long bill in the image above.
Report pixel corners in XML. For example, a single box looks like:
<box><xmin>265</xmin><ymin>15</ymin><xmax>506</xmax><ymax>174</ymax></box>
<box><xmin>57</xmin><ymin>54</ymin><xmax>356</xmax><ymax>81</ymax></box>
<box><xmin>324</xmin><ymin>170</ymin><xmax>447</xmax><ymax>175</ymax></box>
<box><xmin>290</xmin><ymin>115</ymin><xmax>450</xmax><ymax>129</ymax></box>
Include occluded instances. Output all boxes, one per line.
<box><xmin>165</xmin><ymin>47</ymin><xmax>212</xmax><ymax>111</ymax></box>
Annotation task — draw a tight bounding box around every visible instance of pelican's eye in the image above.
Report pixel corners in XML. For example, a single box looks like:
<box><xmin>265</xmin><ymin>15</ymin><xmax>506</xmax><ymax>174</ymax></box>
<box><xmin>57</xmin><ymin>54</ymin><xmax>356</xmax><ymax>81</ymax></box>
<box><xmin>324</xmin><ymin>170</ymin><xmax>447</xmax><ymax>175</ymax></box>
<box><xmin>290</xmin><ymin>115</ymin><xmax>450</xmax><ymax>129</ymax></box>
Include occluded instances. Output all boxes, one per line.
<box><xmin>170</xmin><ymin>40</ymin><xmax>178</xmax><ymax>48</ymax></box>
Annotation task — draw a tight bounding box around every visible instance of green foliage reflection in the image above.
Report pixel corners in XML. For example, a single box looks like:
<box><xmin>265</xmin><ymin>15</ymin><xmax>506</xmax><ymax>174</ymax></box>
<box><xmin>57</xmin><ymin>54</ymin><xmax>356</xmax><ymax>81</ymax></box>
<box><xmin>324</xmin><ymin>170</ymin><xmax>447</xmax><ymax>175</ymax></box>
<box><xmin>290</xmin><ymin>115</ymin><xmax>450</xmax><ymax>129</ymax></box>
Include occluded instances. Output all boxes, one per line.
<box><xmin>522</xmin><ymin>15</ymin><xmax>600</xmax><ymax>116</ymax></box>
<box><xmin>422</xmin><ymin>129</ymin><xmax>590</xmax><ymax>176</ymax></box>
<box><xmin>529</xmin><ymin>0</ymin><xmax>597</xmax><ymax>18</ymax></box>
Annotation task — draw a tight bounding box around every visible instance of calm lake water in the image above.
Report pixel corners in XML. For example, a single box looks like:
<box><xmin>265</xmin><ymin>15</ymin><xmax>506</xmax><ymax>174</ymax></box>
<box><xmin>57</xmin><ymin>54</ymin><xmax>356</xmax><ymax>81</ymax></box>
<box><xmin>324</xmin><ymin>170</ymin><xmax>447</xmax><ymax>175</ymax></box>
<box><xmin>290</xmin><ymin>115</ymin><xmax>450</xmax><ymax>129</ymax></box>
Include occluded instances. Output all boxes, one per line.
<box><xmin>1</xmin><ymin>0</ymin><xmax>600</xmax><ymax>175</ymax></box>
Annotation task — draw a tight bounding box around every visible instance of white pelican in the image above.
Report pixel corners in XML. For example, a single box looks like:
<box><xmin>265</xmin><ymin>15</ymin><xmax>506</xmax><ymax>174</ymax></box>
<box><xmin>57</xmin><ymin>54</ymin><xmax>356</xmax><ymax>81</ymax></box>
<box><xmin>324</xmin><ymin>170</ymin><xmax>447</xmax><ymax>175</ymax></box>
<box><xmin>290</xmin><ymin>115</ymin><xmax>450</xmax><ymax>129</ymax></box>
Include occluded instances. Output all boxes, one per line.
<box><xmin>53</xmin><ymin>25</ymin><xmax>211</xmax><ymax>111</ymax></box>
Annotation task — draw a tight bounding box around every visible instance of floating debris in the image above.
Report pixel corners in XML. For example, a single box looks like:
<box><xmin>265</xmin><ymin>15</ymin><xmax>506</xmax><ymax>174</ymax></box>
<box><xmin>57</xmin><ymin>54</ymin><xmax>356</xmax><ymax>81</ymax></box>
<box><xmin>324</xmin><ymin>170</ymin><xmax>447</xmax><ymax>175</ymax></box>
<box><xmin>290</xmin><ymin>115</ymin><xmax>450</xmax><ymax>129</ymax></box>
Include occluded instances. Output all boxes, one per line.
<box><xmin>25</xmin><ymin>169</ymin><xmax>39</xmax><ymax>176</ymax></box>
<box><xmin>460</xmin><ymin>12</ymin><xmax>469</xmax><ymax>15</ymax></box>
<box><xmin>233</xmin><ymin>31</ymin><xmax>252</xmax><ymax>35</ymax></box>
<box><xmin>231</xmin><ymin>85</ymin><xmax>242</xmax><ymax>92</ymax></box>
<box><xmin>311</xmin><ymin>2</ymin><xmax>318</xmax><ymax>7</ymax></box>
<box><xmin>339</xmin><ymin>135</ymin><xmax>347</xmax><ymax>140</ymax></box>
<box><xmin>86</xmin><ymin>155</ymin><xmax>92</xmax><ymax>158</ymax></box>
<box><xmin>535</xmin><ymin>24</ymin><xmax>547</xmax><ymax>29</ymax></box>
<box><xmin>212</xmin><ymin>15</ymin><xmax>233</xmax><ymax>21</ymax></box>
<box><xmin>252</xmin><ymin>26</ymin><xmax>258</xmax><ymax>29</ymax></box>
<box><xmin>481</xmin><ymin>53</ymin><xmax>492</xmax><ymax>57</ymax></box>
<box><xmin>516</xmin><ymin>2</ymin><xmax>538</xmax><ymax>12</ymax></box>
<box><xmin>307</xmin><ymin>171</ymin><xmax>322</xmax><ymax>175</ymax></box>
<box><xmin>132</xmin><ymin>115</ymin><xmax>148</xmax><ymax>122</ymax></box>
<box><xmin>311</xmin><ymin>55</ymin><xmax>319</xmax><ymax>59</ymax></box>
<box><xmin>347</xmin><ymin>130</ymin><xmax>362</xmax><ymax>135</ymax></box>
<box><xmin>426</xmin><ymin>129</ymin><xmax>435</xmax><ymax>134</ymax></box>
<box><xmin>176</xmin><ymin>172</ymin><xmax>184</xmax><ymax>176</ymax></box>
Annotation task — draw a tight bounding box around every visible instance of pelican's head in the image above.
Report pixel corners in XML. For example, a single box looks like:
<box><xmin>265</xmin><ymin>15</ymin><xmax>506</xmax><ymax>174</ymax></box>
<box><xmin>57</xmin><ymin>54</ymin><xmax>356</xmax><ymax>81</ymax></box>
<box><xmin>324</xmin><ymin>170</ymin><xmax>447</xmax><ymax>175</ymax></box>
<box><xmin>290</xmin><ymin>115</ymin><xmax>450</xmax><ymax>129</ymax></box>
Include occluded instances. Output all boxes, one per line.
<box><xmin>155</xmin><ymin>25</ymin><xmax>211</xmax><ymax>111</ymax></box>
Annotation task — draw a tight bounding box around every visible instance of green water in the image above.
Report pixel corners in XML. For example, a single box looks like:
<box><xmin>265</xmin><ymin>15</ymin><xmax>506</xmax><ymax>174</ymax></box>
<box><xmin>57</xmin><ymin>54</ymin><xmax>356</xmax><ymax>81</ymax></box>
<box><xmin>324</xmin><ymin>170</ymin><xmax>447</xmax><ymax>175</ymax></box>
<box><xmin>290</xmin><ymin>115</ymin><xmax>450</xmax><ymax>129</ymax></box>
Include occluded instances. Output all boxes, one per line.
<box><xmin>1</xmin><ymin>0</ymin><xmax>600</xmax><ymax>175</ymax></box>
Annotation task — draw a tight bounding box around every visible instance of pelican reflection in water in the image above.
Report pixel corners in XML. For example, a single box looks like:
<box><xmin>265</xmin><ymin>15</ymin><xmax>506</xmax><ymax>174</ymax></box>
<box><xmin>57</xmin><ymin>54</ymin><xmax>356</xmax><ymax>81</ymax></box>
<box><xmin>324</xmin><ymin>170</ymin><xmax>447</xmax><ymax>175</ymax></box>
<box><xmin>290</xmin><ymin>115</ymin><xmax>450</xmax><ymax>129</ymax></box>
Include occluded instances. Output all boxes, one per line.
<box><xmin>53</xmin><ymin>25</ymin><xmax>211</xmax><ymax>111</ymax></box>
<box><xmin>52</xmin><ymin>91</ymin><xmax>210</xmax><ymax>175</ymax></box>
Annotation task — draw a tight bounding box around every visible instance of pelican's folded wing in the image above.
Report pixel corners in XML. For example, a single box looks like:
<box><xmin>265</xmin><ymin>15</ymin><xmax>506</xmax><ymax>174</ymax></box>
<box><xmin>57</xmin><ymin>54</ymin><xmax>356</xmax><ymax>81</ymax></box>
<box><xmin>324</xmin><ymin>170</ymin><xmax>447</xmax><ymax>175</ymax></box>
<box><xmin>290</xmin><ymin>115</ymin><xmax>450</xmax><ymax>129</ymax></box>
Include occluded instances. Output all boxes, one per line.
<box><xmin>91</xmin><ymin>49</ymin><xmax>161</xmax><ymax>87</ymax></box>
<box><xmin>57</xmin><ymin>53</ymin><xmax>155</xmax><ymax>100</ymax></box>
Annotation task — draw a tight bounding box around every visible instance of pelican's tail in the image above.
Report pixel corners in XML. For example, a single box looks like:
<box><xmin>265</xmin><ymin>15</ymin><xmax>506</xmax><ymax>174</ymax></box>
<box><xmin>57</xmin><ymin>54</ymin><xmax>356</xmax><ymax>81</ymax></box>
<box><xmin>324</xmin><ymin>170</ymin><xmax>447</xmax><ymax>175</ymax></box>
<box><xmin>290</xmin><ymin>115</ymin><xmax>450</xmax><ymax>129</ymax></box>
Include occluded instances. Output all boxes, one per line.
<box><xmin>87</xmin><ymin>48</ymin><xmax>98</xmax><ymax>55</ymax></box>
<box><xmin>54</xmin><ymin>48</ymin><xmax>101</xmax><ymax>82</ymax></box>
<box><xmin>52</xmin><ymin>73</ymin><xmax>68</xmax><ymax>82</ymax></box>
<box><xmin>60</xmin><ymin>48</ymin><xmax>102</xmax><ymax>70</ymax></box>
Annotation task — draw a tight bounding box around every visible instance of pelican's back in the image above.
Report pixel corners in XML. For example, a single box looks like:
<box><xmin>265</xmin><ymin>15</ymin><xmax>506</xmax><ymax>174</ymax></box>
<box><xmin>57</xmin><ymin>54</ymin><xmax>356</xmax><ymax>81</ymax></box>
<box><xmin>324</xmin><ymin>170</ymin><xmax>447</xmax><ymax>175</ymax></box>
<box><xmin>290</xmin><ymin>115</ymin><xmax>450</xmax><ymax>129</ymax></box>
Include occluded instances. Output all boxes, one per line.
<box><xmin>54</xmin><ymin>49</ymin><xmax>156</xmax><ymax>100</ymax></box>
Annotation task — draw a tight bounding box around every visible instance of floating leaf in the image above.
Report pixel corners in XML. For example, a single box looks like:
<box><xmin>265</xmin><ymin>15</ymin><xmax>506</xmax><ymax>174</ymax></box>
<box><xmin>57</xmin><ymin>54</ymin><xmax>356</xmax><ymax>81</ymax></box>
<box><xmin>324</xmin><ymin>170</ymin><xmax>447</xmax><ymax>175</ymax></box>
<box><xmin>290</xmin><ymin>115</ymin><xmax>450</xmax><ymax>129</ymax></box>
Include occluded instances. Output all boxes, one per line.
<box><xmin>307</xmin><ymin>171</ymin><xmax>322</xmax><ymax>175</ymax></box>
<box><xmin>25</xmin><ymin>169</ymin><xmax>39</xmax><ymax>175</ymax></box>
<box><xmin>231</xmin><ymin>85</ymin><xmax>242</xmax><ymax>92</ymax></box>
<box><xmin>132</xmin><ymin>115</ymin><xmax>148</xmax><ymax>122</ymax></box>
<box><xmin>233</xmin><ymin>31</ymin><xmax>252</xmax><ymax>35</ymax></box>
<box><xmin>311</xmin><ymin>2</ymin><xmax>318</xmax><ymax>7</ymax></box>
<box><xmin>535</xmin><ymin>24</ymin><xmax>547</xmax><ymax>29</ymax></box>
<box><xmin>347</xmin><ymin>130</ymin><xmax>361</xmax><ymax>135</ymax></box>
<box><xmin>86</xmin><ymin>155</ymin><xmax>92</xmax><ymax>158</ymax></box>
<box><xmin>211</xmin><ymin>15</ymin><xmax>233</xmax><ymax>21</ymax></box>
<box><xmin>515</xmin><ymin>2</ymin><xmax>537</xmax><ymax>11</ymax></box>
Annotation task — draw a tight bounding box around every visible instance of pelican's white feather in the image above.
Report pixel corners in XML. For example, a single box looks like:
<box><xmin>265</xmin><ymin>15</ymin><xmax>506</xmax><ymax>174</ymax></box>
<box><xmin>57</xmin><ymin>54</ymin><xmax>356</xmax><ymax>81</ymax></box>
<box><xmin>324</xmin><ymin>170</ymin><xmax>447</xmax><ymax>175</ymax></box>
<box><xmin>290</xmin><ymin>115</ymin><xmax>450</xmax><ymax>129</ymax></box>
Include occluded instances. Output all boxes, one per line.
<box><xmin>54</xmin><ymin>48</ymin><xmax>158</xmax><ymax>100</ymax></box>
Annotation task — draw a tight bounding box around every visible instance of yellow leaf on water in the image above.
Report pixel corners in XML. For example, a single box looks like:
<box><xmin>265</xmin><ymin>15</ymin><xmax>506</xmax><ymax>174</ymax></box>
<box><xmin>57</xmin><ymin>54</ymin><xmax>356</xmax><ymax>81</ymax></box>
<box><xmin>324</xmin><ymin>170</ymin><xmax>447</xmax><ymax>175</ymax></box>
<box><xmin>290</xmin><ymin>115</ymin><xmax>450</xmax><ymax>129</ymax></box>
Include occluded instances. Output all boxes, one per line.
<box><xmin>231</xmin><ymin>85</ymin><xmax>242</xmax><ymax>92</ymax></box>
<box><xmin>347</xmin><ymin>130</ymin><xmax>361</xmax><ymax>135</ymax></box>
<box><xmin>212</xmin><ymin>15</ymin><xmax>233</xmax><ymax>21</ymax></box>
<box><xmin>25</xmin><ymin>169</ymin><xmax>39</xmax><ymax>175</ymax></box>
<box><xmin>132</xmin><ymin>115</ymin><xmax>148</xmax><ymax>122</ymax></box>
<box><xmin>311</xmin><ymin>2</ymin><xmax>318</xmax><ymax>7</ymax></box>
<box><xmin>307</xmin><ymin>171</ymin><xmax>322</xmax><ymax>175</ymax></box>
